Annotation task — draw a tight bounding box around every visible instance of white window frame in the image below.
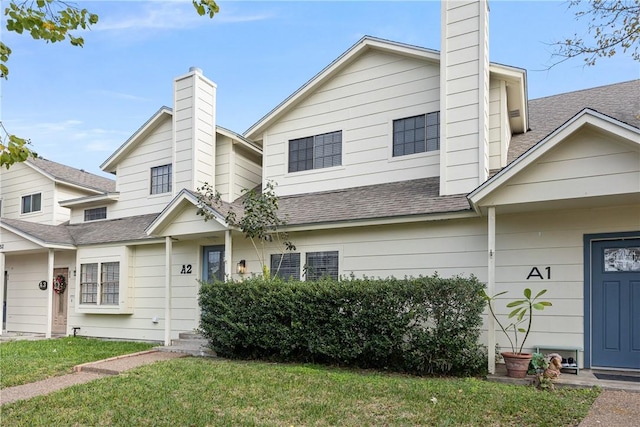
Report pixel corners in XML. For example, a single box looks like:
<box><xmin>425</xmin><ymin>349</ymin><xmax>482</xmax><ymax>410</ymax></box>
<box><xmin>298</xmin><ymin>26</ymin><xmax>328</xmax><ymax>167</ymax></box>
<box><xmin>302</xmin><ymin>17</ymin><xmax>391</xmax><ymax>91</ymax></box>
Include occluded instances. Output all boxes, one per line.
<box><xmin>150</xmin><ymin>164</ymin><xmax>172</xmax><ymax>195</ymax></box>
<box><xmin>288</xmin><ymin>131</ymin><xmax>342</xmax><ymax>173</ymax></box>
<box><xmin>79</xmin><ymin>261</ymin><xmax>120</xmax><ymax>306</ymax></box>
<box><xmin>392</xmin><ymin>111</ymin><xmax>440</xmax><ymax>157</ymax></box>
<box><xmin>84</xmin><ymin>206</ymin><xmax>107</xmax><ymax>222</ymax></box>
<box><xmin>21</xmin><ymin>192</ymin><xmax>42</xmax><ymax>214</ymax></box>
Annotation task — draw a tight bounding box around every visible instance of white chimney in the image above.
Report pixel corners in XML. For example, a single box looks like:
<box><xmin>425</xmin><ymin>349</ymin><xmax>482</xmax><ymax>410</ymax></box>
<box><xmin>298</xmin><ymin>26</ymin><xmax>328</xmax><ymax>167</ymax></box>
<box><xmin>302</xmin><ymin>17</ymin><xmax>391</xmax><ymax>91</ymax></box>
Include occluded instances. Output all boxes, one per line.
<box><xmin>172</xmin><ymin>67</ymin><xmax>217</xmax><ymax>193</ymax></box>
<box><xmin>439</xmin><ymin>0</ymin><xmax>490</xmax><ymax>195</ymax></box>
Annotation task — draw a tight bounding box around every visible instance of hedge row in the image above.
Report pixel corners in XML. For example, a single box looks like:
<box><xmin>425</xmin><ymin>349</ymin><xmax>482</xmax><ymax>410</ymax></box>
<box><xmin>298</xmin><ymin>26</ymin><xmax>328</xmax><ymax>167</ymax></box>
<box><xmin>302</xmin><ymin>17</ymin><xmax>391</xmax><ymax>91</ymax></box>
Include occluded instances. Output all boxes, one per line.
<box><xmin>199</xmin><ymin>275</ymin><xmax>487</xmax><ymax>376</ymax></box>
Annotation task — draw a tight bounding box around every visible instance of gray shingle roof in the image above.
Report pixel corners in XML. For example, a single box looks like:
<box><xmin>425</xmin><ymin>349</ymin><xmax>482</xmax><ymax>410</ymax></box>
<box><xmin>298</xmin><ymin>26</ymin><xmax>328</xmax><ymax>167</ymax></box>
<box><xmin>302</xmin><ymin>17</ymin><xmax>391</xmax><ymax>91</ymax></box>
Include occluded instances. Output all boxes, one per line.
<box><xmin>28</xmin><ymin>157</ymin><xmax>116</xmax><ymax>193</ymax></box>
<box><xmin>1</xmin><ymin>214</ymin><xmax>159</xmax><ymax>247</ymax></box>
<box><xmin>223</xmin><ymin>177</ymin><xmax>471</xmax><ymax>227</ymax></box>
<box><xmin>508</xmin><ymin>79</ymin><xmax>640</xmax><ymax>163</ymax></box>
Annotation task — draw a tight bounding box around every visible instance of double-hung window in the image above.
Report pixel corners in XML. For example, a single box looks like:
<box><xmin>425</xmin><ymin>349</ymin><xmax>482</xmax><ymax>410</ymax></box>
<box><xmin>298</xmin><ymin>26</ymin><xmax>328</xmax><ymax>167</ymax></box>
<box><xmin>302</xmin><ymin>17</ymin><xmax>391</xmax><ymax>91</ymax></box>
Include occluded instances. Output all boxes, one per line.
<box><xmin>305</xmin><ymin>251</ymin><xmax>339</xmax><ymax>280</ymax></box>
<box><xmin>150</xmin><ymin>164</ymin><xmax>172</xmax><ymax>194</ymax></box>
<box><xmin>80</xmin><ymin>262</ymin><xmax>119</xmax><ymax>306</ymax></box>
<box><xmin>271</xmin><ymin>253</ymin><xmax>300</xmax><ymax>281</ymax></box>
<box><xmin>288</xmin><ymin>131</ymin><xmax>342</xmax><ymax>172</ymax></box>
<box><xmin>393</xmin><ymin>112</ymin><xmax>440</xmax><ymax>157</ymax></box>
<box><xmin>21</xmin><ymin>193</ymin><xmax>42</xmax><ymax>214</ymax></box>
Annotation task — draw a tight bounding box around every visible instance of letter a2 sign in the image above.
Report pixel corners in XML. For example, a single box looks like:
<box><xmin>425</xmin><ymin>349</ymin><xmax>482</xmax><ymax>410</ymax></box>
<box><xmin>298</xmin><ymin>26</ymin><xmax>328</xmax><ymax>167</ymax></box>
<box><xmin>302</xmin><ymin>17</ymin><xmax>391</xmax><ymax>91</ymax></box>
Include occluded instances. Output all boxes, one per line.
<box><xmin>526</xmin><ymin>266</ymin><xmax>551</xmax><ymax>280</ymax></box>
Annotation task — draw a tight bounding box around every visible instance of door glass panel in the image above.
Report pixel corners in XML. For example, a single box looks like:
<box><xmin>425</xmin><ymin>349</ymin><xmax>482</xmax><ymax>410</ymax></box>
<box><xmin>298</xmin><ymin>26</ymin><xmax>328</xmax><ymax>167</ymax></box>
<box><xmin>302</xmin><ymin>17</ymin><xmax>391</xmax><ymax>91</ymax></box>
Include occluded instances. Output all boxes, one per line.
<box><xmin>604</xmin><ymin>247</ymin><xmax>640</xmax><ymax>272</ymax></box>
<box><xmin>203</xmin><ymin>246</ymin><xmax>225</xmax><ymax>282</ymax></box>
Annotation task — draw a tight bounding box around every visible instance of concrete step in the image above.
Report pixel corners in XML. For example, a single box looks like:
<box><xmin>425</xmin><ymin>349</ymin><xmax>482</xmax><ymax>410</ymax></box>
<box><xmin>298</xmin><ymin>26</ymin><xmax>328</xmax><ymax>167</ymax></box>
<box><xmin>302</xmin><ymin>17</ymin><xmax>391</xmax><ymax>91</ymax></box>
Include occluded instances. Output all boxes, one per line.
<box><xmin>156</xmin><ymin>332</ymin><xmax>216</xmax><ymax>358</ymax></box>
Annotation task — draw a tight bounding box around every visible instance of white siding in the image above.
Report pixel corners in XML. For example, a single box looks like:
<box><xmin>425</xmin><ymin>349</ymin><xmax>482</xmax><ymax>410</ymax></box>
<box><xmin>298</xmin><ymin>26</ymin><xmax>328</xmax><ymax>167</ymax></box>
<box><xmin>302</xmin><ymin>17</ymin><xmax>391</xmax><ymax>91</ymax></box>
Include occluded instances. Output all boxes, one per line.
<box><xmin>440</xmin><ymin>0</ymin><xmax>489</xmax><ymax>195</ymax></box>
<box><xmin>233</xmin><ymin>146</ymin><xmax>261</xmax><ymax>200</ymax></box>
<box><xmin>263</xmin><ymin>49</ymin><xmax>441</xmax><ymax>197</ymax></box>
<box><xmin>488</xmin><ymin>78</ymin><xmax>510</xmax><ymax>170</ymax></box>
<box><xmin>109</xmin><ymin>116</ymin><xmax>174</xmax><ymax>218</ymax></box>
<box><xmin>54</xmin><ymin>184</ymin><xmax>95</xmax><ymax>224</ymax></box>
<box><xmin>215</xmin><ymin>135</ymin><xmax>232</xmax><ymax>201</ymax></box>
<box><xmin>0</xmin><ymin>163</ymin><xmax>55</xmax><ymax>224</ymax></box>
<box><xmin>482</xmin><ymin>130</ymin><xmax>640</xmax><ymax>206</ymax></box>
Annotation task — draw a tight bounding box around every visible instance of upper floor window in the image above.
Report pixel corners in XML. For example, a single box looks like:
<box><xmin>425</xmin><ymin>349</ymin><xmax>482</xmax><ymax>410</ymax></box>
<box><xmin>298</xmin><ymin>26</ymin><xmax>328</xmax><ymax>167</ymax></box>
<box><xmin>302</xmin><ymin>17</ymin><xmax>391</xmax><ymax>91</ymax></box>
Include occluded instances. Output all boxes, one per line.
<box><xmin>84</xmin><ymin>207</ymin><xmax>107</xmax><ymax>221</ymax></box>
<box><xmin>150</xmin><ymin>164</ymin><xmax>172</xmax><ymax>195</ymax></box>
<box><xmin>393</xmin><ymin>112</ymin><xmax>440</xmax><ymax>157</ymax></box>
<box><xmin>21</xmin><ymin>193</ymin><xmax>42</xmax><ymax>214</ymax></box>
<box><xmin>271</xmin><ymin>253</ymin><xmax>300</xmax><ymax>281</ymax></box>
<box><xmin>289</xmin><ymin>131</ymin><xmax>342</xmax><ymax>173</ymax></box>
<box><xmin>305</xmin><ymin>251</ymin><xmax>339</xmax><ymax>281</ymax></box>
<box><xmin>80</xmin><ymin>262</ymin><xmax>119</xmax><ymax>306</ymax></box>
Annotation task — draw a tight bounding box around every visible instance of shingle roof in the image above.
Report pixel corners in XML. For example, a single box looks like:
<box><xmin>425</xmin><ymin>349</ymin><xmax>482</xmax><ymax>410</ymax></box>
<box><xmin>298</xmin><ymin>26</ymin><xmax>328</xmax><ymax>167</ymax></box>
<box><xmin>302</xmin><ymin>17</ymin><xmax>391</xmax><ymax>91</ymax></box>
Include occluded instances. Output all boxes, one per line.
<box><xmin>223</xmin><ymin>177</ymin><xmax>471</xmax><ymax>227</ymax></box>
<box><xmin>508</xmin><ymin>79</ymin><xmax>640</xmax><ymax>163</ymax></box>
<box><xmin>1</xmin><ymin>214</ymin><xmax>159</xmax><ymax>247</ymax></box>
<box><xmin>28</xmin><ymin>157</ymin><xmax>116</xmax><ymax>193</ymax></box>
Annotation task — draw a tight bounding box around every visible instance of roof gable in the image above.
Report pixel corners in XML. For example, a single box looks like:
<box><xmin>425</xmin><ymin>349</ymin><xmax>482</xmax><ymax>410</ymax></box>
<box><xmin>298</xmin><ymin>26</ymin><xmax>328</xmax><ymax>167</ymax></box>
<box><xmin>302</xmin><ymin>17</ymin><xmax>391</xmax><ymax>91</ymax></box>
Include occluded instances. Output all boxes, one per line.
<box><xmin>469</xmin><ymin>109</ymin><xmax>640</xmax><ymax>209</ymax></box>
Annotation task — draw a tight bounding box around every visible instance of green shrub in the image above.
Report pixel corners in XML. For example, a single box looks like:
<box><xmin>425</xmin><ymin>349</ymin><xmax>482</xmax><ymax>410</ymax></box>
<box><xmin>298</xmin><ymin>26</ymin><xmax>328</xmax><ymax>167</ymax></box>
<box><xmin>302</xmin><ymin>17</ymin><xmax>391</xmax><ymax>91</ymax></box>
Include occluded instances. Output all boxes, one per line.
<box><xmin>199</xmin><ymin>274</ymin><xmax>487</xmax><ymax>376</ymax></box>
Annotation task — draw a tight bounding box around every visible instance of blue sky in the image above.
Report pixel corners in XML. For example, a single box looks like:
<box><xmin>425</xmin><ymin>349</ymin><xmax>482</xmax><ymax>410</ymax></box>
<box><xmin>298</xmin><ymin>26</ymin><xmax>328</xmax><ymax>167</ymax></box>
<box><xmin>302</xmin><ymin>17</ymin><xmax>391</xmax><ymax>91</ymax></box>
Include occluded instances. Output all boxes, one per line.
<box><xmin>2</xmin><ymin>0</ymin><xmax>638</xmax><ymax>177</ymax></box>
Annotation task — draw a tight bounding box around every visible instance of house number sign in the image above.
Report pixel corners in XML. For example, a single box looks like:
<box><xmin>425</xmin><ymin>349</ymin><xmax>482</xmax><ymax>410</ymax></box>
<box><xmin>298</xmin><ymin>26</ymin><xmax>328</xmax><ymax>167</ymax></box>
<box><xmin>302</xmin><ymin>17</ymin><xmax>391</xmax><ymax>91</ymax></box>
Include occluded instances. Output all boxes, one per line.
<box><xmin>180</xmin><ymin>264</ymin><xmax>192</xmax><ymax>274</ymax></box>
<box><xmin>526</xmin><ymin>266</ymin><xmax>551</xmax><ymax>280</ymax></box>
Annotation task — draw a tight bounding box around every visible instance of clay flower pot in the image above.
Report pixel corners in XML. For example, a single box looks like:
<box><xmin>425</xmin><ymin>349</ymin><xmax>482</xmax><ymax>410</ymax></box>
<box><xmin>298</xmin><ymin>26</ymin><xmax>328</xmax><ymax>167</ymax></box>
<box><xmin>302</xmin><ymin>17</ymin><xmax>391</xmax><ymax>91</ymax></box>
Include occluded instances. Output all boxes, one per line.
<box><xmin>501</xmin><ymin>352</ymin><xmax>533</xmax><ymax>378</ymax></box>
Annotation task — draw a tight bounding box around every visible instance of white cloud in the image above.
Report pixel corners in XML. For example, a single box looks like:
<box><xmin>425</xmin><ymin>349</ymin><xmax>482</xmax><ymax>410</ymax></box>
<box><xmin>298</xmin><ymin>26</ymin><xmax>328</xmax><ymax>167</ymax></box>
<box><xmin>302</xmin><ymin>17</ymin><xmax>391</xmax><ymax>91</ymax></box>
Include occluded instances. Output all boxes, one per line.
<box><xmin>88</xmin><ymin>89</ymin><xmax>149</xmax><ymax>102</ymax></box>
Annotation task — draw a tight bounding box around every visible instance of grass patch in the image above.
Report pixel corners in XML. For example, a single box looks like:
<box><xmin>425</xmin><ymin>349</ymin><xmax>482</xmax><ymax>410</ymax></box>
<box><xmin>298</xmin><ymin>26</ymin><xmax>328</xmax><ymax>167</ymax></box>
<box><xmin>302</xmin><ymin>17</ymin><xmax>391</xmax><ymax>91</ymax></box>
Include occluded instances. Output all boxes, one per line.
<box><xmin>1</xmin><ymin>358</ymin><xmax>600</xmax><ymax>426</ymax></box>
<box><xmin>0</xmin><ymin>337</ymin><xmax>154</xmax><ymax>388</ymax></box>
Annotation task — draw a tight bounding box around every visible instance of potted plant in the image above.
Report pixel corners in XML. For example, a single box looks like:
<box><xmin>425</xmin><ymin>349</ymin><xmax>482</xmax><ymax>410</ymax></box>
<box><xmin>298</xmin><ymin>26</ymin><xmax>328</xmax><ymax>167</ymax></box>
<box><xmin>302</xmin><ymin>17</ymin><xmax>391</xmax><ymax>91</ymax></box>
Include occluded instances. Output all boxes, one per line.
<box><xmin>481</xmin><ymin>288</ymin><xmax>552</xmax><ymax>378</ymax></box>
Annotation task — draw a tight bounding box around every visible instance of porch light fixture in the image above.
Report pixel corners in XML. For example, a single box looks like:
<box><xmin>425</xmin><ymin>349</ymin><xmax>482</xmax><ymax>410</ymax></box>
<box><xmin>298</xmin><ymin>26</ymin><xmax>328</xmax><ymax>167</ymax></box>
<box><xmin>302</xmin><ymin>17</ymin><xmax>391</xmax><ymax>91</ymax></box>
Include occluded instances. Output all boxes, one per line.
<box><xmin>237</xmin><ymin>260</ymin><xmax>246</xmax><ymax>274</ymax></box>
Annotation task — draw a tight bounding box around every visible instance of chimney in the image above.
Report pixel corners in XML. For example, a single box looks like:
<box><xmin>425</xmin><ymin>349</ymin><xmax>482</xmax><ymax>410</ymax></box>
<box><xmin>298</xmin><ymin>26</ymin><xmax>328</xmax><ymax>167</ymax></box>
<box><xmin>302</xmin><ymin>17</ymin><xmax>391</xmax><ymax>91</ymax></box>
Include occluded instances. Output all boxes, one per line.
<box><xmin>439</xmin><ymin>0</ymin><xmax>490</xmax><ymax>195</ymax></box>
<box><xmin>172</xmin><ymin>67</ymin><xmax>217</xmax><ymax>193</ymax></box>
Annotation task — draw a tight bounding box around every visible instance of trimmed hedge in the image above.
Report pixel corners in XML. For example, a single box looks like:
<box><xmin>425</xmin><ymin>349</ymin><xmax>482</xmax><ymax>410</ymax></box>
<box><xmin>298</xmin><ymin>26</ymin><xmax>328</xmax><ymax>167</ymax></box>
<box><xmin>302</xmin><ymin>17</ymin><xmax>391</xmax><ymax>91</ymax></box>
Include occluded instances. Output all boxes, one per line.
<box><xmin>199</xmin><ymin>275</ymin><xmax>487</xmax><ymax>376</ymax></box>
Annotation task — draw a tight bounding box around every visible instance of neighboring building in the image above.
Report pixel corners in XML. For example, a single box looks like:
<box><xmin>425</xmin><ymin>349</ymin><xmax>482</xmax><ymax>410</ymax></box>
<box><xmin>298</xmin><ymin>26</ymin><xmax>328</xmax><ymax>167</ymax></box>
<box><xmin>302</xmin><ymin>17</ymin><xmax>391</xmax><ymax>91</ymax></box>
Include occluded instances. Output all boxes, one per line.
<box><xmin>1</xmin><ymin>1</ymin><xmax>638</xmax><ymax>373</ymax></box>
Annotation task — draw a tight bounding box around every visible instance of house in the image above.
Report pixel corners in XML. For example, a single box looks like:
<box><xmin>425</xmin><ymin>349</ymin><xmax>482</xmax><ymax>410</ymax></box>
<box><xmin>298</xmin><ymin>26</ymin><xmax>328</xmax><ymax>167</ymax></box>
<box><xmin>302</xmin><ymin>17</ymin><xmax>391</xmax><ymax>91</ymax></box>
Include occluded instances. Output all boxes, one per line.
<box><xmin>1</xmin><ymin>0</ymin><xmax>638</xmax><ymax>373</ymax></box>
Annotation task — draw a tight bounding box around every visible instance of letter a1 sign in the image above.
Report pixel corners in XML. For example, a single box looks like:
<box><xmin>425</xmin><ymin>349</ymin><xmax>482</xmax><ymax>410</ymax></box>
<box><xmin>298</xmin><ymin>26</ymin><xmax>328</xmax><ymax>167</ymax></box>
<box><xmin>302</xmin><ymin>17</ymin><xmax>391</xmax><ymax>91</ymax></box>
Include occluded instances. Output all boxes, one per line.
<box><xmin>527</xmin><ymin>266</ymin><xmax>551</xmax><ymax>280</ymax></box>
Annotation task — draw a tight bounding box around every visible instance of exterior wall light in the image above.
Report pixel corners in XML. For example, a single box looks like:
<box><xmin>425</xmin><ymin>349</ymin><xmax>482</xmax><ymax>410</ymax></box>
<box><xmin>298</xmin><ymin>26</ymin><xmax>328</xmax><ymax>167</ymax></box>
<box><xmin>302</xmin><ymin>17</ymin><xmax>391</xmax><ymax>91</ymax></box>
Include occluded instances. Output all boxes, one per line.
<box><xmin>237</xmin><ymin>260</ymin><xmax>246</xmax><ymax>274</ymax></box>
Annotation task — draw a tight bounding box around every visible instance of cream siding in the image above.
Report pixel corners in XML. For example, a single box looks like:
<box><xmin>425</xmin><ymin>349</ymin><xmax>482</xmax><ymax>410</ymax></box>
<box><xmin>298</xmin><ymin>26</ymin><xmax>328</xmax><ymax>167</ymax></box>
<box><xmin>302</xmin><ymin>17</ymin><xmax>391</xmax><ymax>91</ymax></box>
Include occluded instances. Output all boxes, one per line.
<box><xmin>0</xmin><ymin>163</ymin><xmax>55</xmax><ymax>224</ymax></box>
<box><xmin>481</xmin><ymin>129</ymin><xmax>640</xmax><ymax>206</ymax></box>
<box><xmin>3</xmin><ymin>253</ymin><xmax>49</xmax><ymax>333</ymax></box>
<box><xmin>215</xmin><ymin>135</ymin><xmax>232</xmax><ymax>201</ymax></box>
<box><xmin>109</xmin><ymin>116</ymin><xmax>174</xmax><ymax>218</ymax></box>
<box><xmin>233</xmin><ymin>146</ymin><xmax>262</xmax><ymax>200</ymax></box>
<box><xmin>263</xmin><ymin>49</ymin><xmax>441</xmax><ymax>197</ymax></box>
<box><xmin>54</xmin><ymin>184</ymin><xmax>94</xmax><ymax>224</ymax></box>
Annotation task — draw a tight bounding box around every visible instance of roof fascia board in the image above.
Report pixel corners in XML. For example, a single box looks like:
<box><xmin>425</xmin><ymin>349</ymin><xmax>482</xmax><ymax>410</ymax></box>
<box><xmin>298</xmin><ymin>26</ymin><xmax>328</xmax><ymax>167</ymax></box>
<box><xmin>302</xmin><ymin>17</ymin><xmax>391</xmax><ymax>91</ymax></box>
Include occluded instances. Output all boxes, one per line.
<box><xmin>101</xmin><ymin>107</ymin><xmax>172</xmax><ymax>172</ymax></box>
<box><xmin>0</xmin><ymin>223</ymin><xmax>76</xmax><ymax>250</ymax></box>
<box><xmin>244</xmin><ymin>36</ymin><xmax>440</xmax><ymax>139</ymax></box>
<box><xmin>468</xmin><ymin>109</ymin><xmax>640</xmax><ymax>205</ymax></box>
<box><xmin>283</xmin><ymin>210</ymin><xmax>477</xmax><ymax>233</ymax></box>
<box><xmin>145</xmin><ymin>189</ymin><xmax>227</xmax><ymax>235</ymax></box>
<box><xmin>216</xmin><ymin>126</ymin><xmax>263</xmax><ymax>154</ymax></box>
<box><xmin>59</xmin><ymin>192</ymin><xmax>120</xmax><ymax>208</ymax></box>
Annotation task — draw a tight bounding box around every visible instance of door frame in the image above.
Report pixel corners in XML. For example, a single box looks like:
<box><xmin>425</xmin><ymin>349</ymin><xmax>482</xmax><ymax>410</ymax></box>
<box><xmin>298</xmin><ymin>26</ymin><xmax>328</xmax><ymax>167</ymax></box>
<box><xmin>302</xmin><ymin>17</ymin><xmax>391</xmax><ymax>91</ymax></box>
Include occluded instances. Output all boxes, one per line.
<box><xmin>583</xmin><ymin>231</ymin><xmax>640</xmax><ymax>369</ymax></box>
<box><xmin>52</xmin><ymin>267</ymin><xmax>69</xmax><ymax>334</ymax></box>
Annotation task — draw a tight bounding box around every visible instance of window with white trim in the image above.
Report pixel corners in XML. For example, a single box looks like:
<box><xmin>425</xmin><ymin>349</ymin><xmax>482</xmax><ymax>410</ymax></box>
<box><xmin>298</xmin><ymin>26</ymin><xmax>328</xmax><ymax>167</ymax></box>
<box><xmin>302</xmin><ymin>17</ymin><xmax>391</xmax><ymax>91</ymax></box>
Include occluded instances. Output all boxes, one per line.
<box><xmin>21</xmin><ymin>193</ymin><xmax>42</xmax><ymax>214</ymax></box>
<box><xmin>150</xmin><ymin>164</ymin><xmax>172</xmax><ymax>194</ymax></box>
<box><xmin>288</xmin><ymin>131</ymin><xmax>342</xmax><ymax>172</ymax></box>
<box><xmin>271</xmin><ymin>253</ymin><xmax>300</xmax><ymax>281</ymax></box>
<box><xmin>393</xmin><ymin>112</ymin><xmax>440</xmax><ymax>157</ymax></box>
<box><xmin>305</xmin><ymin>251</ymin><xmax>339</xmax><ymax>281</ymax></box>
<box><xmin>80</xmin><ymin>262</ymin><xmax>119</xmax><ymax>305</ymax></box>
<box><xmin>84</xmin><ymin>207</ymin><xmax>107</xmax><ymax>221</ymax></box>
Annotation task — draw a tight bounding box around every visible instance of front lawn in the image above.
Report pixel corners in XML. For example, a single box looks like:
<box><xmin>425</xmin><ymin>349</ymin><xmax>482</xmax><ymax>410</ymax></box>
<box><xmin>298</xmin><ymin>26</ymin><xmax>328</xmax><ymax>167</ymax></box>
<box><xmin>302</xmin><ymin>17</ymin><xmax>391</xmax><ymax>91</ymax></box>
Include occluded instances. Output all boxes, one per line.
<box><xmin>0</xmin><ymin>337</ymin><xmax>154</xmax><ymax>388</ymax></box>
<box><xmin>1</xmin><ymin>357</ymin><xmax>600</xmax><ymax>426</ymax></box>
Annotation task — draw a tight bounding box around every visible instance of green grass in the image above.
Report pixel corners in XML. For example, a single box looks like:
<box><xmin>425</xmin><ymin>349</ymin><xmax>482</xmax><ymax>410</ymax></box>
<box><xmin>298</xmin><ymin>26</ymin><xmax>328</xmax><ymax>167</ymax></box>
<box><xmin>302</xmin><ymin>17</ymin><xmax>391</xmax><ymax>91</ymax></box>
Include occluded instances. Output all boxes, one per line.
<box><xmin>0</xmin><ymin>337</ymin><xmax>154</xmax><ymax>388</ymax></box>
<box><xmin>1</xmin><ymin>357</ymin><xmax>600</xmax><ymax>426</ymax></box>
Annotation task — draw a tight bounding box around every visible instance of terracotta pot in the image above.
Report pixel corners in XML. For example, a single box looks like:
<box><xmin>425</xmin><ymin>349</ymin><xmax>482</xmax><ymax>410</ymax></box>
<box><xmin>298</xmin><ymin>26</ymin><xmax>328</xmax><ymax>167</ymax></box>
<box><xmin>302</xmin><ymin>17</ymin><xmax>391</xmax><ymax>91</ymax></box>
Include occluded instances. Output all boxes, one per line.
<box><xmin>501</xmin><ymin>352</ymin><xmax>533</xmax><ymax>378</ymax></box>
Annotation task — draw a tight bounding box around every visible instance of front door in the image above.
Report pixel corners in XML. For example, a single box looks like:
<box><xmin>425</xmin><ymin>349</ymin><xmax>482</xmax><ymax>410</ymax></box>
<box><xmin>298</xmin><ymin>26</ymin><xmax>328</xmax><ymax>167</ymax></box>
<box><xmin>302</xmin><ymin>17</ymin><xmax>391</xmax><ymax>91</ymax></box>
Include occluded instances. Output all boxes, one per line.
<box><xmin>52</xmin><ymin>268</ymin><xmax>68</xmax><ymax>334</ymax></box>
<box><xmin>203</xmin><ymin>246</ymin><xmax>225</xmax><ymax>282</ymax></box>
<box><xmin>591</xmin><ymin>239</ymin><xmax>640</xmax><ymax>369</ymax></box>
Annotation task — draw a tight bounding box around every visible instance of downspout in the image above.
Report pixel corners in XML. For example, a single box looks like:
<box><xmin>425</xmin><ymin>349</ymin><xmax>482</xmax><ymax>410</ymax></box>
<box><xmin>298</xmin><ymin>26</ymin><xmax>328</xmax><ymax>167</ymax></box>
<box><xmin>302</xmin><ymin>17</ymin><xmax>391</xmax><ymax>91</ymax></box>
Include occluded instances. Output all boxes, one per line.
<box><xmin>487</xmin><ymin>206</ymin><xmax>496</xmax><ymax>374</ymax></box>
<box><xmin>46</xmin><ymin>248</ymin><xmax>54</xmax><ymax>338</ymax></box>
<box><xmin>224</xmin><ymin>230</ymin><xmax>232</xmax><ymax>279</ymax></box>
<box><xmin>0</xmin><ymin>252</ymin><xmax>4</xmax><ymax>335</ymax></box>
<box><xmin>164</xmin><ymin>236</ymin><xmax>173</xmax><ymax>346</ymax></box>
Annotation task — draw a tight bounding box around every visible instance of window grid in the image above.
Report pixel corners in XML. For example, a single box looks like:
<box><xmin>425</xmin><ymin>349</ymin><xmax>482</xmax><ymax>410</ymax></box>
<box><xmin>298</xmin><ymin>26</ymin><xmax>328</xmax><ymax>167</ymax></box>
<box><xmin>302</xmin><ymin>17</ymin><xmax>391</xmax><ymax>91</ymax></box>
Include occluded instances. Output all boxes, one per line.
<box><xmin>101</xmin><ymin>262</ymin><xmax>120</xmax><ymax>305</ymax></box>
<box><xmin>21</xmin><ymin>193</ymin><xmax>42</xmax><ymax>214</ymax></box>
<box><xmin>150</xmin><ymin>164</ymin><xmax>172</xmax><ymax>195</ymax></box>
<box><xmin>80</xmin><ymin>263</ymin><xmax>98</xmax><ymax>304</ymax></box>
<box><xmin>289</xmin><ymin>131</ymin><xmax>342</xmax><ymax>173</ymax></box>
<box><xmin>305</xmin><ymin>251</ymin><xmax>339</xmax><ymax>281</ymax></box>
<box><xmin>84</xmin><ymin>207</ymin><xmax>107</xmax><ymax>221</ymax></box>
<box><xmin>393</xmin><ymin>112</ymin><xmax>440</xmax><ymax>157</ymax></box>
<box><xmin>271</xmin><ymin>253</ymin><xmax>300</xmax><ymax>281</ymax></box>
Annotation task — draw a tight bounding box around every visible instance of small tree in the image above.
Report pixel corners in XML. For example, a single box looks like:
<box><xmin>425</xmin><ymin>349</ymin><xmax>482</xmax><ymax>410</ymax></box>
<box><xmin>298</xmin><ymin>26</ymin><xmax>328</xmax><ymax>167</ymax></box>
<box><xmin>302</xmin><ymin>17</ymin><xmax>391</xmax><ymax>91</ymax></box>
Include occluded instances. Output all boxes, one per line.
<box><xmin>196</xmin><ymin>180</ymin><xmax>295</xmax><ymax>279</ymax></box>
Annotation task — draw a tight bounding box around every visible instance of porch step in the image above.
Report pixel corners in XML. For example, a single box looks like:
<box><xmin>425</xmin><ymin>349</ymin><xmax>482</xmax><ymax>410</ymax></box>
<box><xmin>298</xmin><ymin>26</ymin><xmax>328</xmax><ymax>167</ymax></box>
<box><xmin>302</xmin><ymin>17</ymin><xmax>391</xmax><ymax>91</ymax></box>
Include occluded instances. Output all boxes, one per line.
<box><xmin>156</xmin><ymin>332</ymin><xmax>216</xmax><ymax>358</ymax></box>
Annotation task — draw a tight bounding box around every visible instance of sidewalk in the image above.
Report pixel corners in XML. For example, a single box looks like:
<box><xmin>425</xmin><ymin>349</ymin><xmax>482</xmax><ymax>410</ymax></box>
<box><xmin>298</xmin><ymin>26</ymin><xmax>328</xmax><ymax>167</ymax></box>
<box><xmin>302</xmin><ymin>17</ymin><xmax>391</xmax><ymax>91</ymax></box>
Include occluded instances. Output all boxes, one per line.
<box><xmin>1</xmin><ymin>349</ymin><xmax>185</xmax><ymax>405</ymax></box>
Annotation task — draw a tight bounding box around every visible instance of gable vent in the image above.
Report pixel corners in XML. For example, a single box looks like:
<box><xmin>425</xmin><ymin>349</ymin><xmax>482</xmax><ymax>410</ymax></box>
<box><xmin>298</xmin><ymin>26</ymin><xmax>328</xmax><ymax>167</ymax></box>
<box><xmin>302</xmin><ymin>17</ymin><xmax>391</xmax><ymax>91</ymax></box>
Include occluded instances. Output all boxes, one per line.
<box><xmin>509</xmin><ymin>109</ymin><xmax>521</xmax><ymax>118</ymax></box>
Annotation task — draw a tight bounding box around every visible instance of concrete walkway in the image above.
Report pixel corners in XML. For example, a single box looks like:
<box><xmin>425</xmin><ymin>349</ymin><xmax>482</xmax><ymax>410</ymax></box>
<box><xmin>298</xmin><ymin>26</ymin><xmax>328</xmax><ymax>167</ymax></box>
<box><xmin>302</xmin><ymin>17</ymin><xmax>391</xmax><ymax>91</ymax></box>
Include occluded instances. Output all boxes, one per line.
<box><xmin>1</xmin><ymin>350</ymin><xmax>185</xmax><ymax>405</ymax></box>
